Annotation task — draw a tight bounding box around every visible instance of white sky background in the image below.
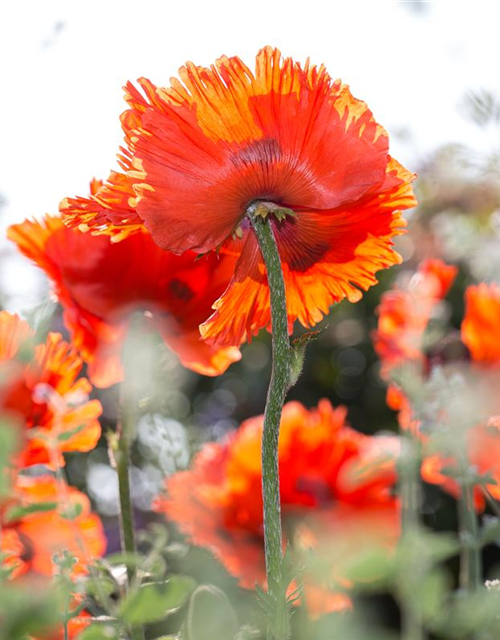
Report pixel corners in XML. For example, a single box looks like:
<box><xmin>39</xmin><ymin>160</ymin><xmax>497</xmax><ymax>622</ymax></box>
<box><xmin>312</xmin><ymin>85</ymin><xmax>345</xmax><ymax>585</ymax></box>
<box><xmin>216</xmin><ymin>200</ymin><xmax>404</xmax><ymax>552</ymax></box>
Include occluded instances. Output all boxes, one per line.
<box><xmin>0</xmin><ymin>0</ymin><xmax>499</xmax><ymax>313</ymax></box>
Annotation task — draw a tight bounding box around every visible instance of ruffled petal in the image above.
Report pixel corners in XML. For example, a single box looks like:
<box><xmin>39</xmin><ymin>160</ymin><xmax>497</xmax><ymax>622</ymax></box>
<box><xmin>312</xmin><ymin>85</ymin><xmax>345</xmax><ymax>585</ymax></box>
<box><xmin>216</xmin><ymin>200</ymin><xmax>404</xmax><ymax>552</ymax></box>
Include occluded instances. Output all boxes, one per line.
<box><xmin>60</xmin><ymin>158</ymin><xmax>144</xmax><ymax>241</ymax></box>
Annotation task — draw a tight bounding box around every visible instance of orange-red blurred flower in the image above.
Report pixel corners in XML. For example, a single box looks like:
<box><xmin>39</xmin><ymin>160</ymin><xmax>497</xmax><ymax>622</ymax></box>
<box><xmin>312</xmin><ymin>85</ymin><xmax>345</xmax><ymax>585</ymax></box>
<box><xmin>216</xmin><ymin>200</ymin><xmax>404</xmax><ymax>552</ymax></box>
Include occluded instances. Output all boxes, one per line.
<box><xmin>156</xmin><ymin>400</ymin><xmax>399</xmax><ymax>616</ymax></box>
<box><xmin>374</xmin><ymin>259</ymin><xmax>457</xmax><ymax>376</ymax></box>
<box><xmin>421</xmin><ymin>283</ymin><xmax>500</xmax><ymax>507</ymax></box>
<box><xmin>8</xmin><ymin>214</ymin><xmax>241</xmax><ymax>387</ymax></box>
<box><xmin>373</xmin><ymin>259</ymin><xmax>457</xmax><ymax>433</ymax></box>
<box><xmin>0</xmin><ymin>312</ymin><xmax>102</xmax><ymax>467</ymax></box>
<box><xmin>422</xmin><ymin>416</ymin><xmax>500</xmax><ymax>510</ymax></box>
<box><xmin>1</xmin><ymin>474</ymin><xmax>106</xmax><ymax>578</ymax></box>
<box><xmin>461</xmin><ymin>282</ymin><xmax>500</xmax><ymax>366</ymax></box>
<box><xmin>62</xmin><ymin>46</ymin><xmax>416</xmax><ymax>347</ymax></box>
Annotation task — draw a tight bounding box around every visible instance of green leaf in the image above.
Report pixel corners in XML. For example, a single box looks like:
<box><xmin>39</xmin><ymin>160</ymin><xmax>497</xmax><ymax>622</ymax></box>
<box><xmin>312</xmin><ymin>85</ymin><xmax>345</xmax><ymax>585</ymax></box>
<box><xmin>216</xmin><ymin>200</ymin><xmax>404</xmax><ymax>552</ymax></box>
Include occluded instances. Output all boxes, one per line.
<box><xmin>480</xmin><ymin>516</ymin><xmax>500</xmax><ymax>545</ymax></box>
<box><xmin>77</xmin><ymin>624</ymin><xmax>119</xmax><ymax>640</ymax></box>
<box><xmin>0</xmin><ymin>422</ymin><xmax>20</xmax><ymax>497</ymax></box>
<box><xmin>4</xmin><ymin>501</ymin><xmax>57</xmax><ymax>523</ymax></box>
<box><xmin>419</xmin><ymin>569</ymin><xmax>450</xmax><ymax>623</ymax></box>
<box><xmin>187</xmin><ymin>585</ymin><xmax>238</xmax><ymax>640</ymax></box>
<box><xmin>119</xmin><ymin>577</ymin><xmax>196</xmax><ymax>625</ymax></box>
<box><xmin>57</xmin><ymin>423</ymin><xmax>85</xmax><ymax>441</ymax></box>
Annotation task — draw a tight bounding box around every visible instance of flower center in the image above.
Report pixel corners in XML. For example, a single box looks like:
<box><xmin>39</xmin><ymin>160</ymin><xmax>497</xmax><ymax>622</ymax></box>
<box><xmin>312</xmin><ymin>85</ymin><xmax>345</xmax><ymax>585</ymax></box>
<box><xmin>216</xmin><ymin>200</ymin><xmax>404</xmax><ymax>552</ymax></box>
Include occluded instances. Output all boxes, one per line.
<box><xmin>246</xmin><ymin>200</ymin><xmax>296</xmax><ymax>222</ymax></box>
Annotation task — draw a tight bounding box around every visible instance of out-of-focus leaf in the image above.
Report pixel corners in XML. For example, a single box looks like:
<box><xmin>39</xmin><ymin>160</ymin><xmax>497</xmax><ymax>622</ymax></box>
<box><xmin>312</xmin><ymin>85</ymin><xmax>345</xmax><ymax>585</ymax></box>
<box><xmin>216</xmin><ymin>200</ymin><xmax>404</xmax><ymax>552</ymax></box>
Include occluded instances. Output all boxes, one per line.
<box><xmin>0</xmin><ymin>422</ymin><xmax>20</xmax><ymax>497</ymax></box>
<box><xmin>119</xmin><ymin>577</ymin><xmax>196</xmax><ymax>625</ymax></box>
<box><xmin>419</xmin><ymin>569</ymin><xmax>450</xmax><ymax>622</ymax></box>
<box><xmin>480</xmin><ymin>516</ymin><xmax>500</xmax><ymax>545</ymax></box>
<box><xmin>187</xmin><ymin>585</ymin><xmax>238</xmax><ymax>640</ymax></box>
<box><xmin>397</xmin><ymin>530</ymin><xmax>459</xmax><ymax>566</ymax></box>
<box><xmin>341</xmin><ymin>547</ymin><xmax>396</xmax><ymax>589</ymax></box>
<box><xmin>4</xmin><ymin>501</ymin><xmax>58</xmax><ymax>523</ymax></box>
<box><xmin>0</xmin><ymin>583</ymin><xmax>60</xmax><ymax>640</ymax></box>
<box><xmin>77</xmin><ymin>624</ymin><xmax>119</xmax><ymax>640</ymax></box>
<box><xmin>433</xmin><ymin>589</ymin><xmax>500</xmax><ymax>638</ymax></box>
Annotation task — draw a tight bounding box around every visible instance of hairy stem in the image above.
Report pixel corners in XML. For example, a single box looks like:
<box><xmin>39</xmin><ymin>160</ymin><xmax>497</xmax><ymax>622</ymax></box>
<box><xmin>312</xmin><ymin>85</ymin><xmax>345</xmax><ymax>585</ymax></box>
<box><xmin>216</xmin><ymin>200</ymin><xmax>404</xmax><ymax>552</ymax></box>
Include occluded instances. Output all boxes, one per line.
<box><xmin>248</xmin><ymin>208</ymin><xmax>293</xmax><ymax>640</ymax></box>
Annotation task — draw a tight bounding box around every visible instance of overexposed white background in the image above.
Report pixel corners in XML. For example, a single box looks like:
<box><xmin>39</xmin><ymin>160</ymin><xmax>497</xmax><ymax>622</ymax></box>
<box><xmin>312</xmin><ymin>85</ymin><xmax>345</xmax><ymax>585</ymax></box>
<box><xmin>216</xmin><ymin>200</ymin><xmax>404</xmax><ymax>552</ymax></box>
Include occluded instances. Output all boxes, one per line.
<box><xmin>1</xmin><ymin>0</ymin><xmax>498</xmax><ymax>311</ymax></box>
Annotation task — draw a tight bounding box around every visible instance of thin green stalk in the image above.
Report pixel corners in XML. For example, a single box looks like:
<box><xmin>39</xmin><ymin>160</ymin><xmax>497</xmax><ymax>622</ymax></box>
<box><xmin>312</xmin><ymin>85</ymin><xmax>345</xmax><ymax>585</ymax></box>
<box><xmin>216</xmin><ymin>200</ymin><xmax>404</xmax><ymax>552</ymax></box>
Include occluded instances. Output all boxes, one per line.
<box><xmin>400</xmin><ymin>435</ymin><xmax>421</xmax><ymax>535</ymax></box>
<box><xmin>248</xmin><ymin>205</ymin><xmax>293</xmax><ymax>640</ymax></box>
<box><xmin>459</xmin><ymin>480</ymin><xmax>481</xmax><ymax>591</ymax></box>
<box><xmin>113</xmin><ymin>392</ymin><xmax>145</xmax><ymax>640</ymax></box>
<box><xmin>399</xmin><ymin>433</ymin><xmax>425</xmax><ymax>640</ymax></box>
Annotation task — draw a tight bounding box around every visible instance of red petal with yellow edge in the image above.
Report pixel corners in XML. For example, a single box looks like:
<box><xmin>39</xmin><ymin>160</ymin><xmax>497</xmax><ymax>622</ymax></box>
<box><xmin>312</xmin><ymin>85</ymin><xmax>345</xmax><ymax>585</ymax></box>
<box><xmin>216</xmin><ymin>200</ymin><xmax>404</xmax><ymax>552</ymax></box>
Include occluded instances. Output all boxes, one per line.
<box><xmin>462</xmin><ymin>282</ymin><xmax>500</xmax><ymax>365</ymax></box>
<box><xmin>60</xmin><ymin>158</ymin><xmax>143</xmax><ymax>241</ymax></box>
<box><xmin>8</xmin><ymin>216</ymin><xmax>241</xmax><ymax>386</ymax></box>
<box><xmin>122</xmin><ymin>47</ymin><xmax>401</xmax><ymax>255</ymax></box>
<box><xmin>202</xmin><ymin>158</ymin><xmax>414</xmax><ymax>345</ymax></box>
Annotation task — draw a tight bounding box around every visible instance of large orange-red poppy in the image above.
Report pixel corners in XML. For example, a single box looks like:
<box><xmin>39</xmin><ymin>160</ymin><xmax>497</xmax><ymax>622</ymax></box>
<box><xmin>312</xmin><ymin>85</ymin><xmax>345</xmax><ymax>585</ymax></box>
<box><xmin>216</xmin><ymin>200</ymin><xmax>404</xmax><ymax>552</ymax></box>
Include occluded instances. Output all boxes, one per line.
<box><xmin>8</xmin><ymin>213</ymin><xmax>241</xmax><ymax>388</ymax></box>
<box><xmin>0</xmin><ymin>312</ymin><xmax>102</xmax><ymax>467</ymax></box>
<box><xmin>61</xmin><ymin>46</ymin><xmax>416</xmax><ymax>347</ymax></box>
<box><xmin>156</xmin><ymin>400</ymin><xmax>399</xmax><ymax>615</ymax></box>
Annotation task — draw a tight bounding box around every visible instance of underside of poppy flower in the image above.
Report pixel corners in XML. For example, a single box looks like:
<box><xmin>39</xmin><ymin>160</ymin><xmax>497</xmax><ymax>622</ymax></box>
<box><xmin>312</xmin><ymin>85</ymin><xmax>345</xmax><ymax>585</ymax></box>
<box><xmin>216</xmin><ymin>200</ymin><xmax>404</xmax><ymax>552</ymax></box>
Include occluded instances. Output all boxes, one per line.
<box><xmin>61</xmin><ymin>46</ymin><xmax>416</xmax><ymax>347</ymax></box>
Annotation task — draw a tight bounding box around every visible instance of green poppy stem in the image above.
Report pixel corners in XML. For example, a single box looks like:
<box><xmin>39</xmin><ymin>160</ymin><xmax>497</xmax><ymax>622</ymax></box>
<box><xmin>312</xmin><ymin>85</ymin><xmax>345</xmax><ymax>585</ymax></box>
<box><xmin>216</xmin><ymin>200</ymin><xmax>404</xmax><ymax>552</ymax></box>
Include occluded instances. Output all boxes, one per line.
<box><xmin>458</xmin><ymin>480</ymin><xmax>481</xmax><ymax>591</ymax></box>
<box><xmin>399</xmin><ymin>433</ymin><xmax>425</xmax><ymax>640</ymax></box>
<box><xmin>112</xmin><ymin>390</ymin><xmax>145</xmax><ymax>640</ymax></box>
<box><xmin>248</xmin><ymin>205</ymin><xmax>293</xmax><ymax>640</ymax></box>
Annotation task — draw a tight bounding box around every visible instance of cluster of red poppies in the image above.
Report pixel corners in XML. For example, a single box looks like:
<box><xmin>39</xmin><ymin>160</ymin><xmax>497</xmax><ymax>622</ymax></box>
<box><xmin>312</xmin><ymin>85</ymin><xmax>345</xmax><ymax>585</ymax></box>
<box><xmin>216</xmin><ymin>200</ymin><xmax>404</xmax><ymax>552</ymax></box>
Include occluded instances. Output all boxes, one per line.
<box><xmin>0</xmin><ymin>45</ymin><xmax>441</xmax><ymax>633</ymax></box>
<box><xmin>0</xmin><ymin>312</ymin><xmax>106</xmax><ymax>638</ymax></box>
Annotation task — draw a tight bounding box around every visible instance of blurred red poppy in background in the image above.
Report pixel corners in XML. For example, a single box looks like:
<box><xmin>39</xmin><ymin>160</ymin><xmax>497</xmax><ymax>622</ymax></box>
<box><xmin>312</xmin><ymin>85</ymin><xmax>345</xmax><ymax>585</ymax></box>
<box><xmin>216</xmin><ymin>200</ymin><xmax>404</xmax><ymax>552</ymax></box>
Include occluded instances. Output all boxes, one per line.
<box><xmin>373</xmin><ymin>259</ymin><xmax>457</xmax><ymax>433</ymax></box>
<box><xmin>9</xmin><ymin>211</ymin><xmax>241</xmax><ymax>388</ymax></box>
<box><xmin>156</xmin><ymin>400</ymin><xmax>400</xmax><ymax>616</ymax></box>
<box><xmin>461</xmin><ymin>282</ymin><xmax>500</xmax><ymax>365</ymax></box>
<box><xmin>0</xmin><ymin>312</ymin><xmax>101</xmax><ymax>467</ymax></box>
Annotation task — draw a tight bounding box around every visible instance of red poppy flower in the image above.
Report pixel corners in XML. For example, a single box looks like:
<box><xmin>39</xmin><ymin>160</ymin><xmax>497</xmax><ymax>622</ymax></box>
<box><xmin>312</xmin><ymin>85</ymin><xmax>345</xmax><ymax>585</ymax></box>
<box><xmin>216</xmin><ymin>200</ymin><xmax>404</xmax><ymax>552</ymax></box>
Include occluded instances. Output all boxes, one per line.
<box><xmin>1</xmin><ymin>474</ymin><xmax>106</xmax><ymax>578</ymax></box>
<box><xmin>0</xmin><ymin>312</ymin><xmax>102</xmax><ymax>467</ymax></box>
<box><xmin>156</xmin><ymin>400</ymin><xmax>399</xmax><ymax>616</ymax></box>
<box><xmin>374</xmin><ymin>259</ymin><xmax>457</xmax><ymax>375</ymax></box>
<box><xmin>8</xmin><ymin>213</ymin><xmax>241</xmax><ymax>387</ymax></box>
<box><xmin>373</xmin><ymin>259</ymin><xmax>457</xmax><ymax>433</ymax></box>
<box><xmin>420</xmin><ymin>283</ymin><xmax>500</xmax><ymax>506</ymax></box>
<box><xmin>461</xmin><ymin>282</ymin><xmax>500</xmax><ymax>365</ymax></box>
<box><xmin>61</xmin><ymin>46</ymin><xmax>416</xmax><ymax>347</ymax></box>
